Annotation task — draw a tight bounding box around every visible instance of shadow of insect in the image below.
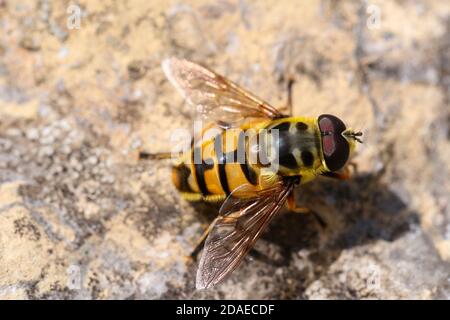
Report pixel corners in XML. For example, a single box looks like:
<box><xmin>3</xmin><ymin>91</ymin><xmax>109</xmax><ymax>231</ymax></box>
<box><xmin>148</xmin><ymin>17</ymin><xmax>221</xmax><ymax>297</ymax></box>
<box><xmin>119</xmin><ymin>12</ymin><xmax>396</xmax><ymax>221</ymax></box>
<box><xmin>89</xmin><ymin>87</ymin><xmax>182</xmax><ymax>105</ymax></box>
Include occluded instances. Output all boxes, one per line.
<box><xmin>186</xmin><ymin>170</ymin><xmax>419</xmax><ymax>297</ymax></box>
<box><xmin>253</xmin><ymin>171</ymin><xmax>418</xmax><ymax>293</ymax></box>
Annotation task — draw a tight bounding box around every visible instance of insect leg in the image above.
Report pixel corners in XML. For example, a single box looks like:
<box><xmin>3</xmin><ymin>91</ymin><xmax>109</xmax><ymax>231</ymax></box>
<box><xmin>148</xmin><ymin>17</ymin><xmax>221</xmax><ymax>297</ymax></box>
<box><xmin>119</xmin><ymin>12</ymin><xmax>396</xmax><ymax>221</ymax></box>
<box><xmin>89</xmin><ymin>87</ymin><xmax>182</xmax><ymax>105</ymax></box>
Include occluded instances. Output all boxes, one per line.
<box><xmin>322</xmin><ymin>162</ymin><xmax>358</xmax><ymax>180</ymax></box>
<box><xmin>321</xmin><ymin>171</ymin><xmax>350</xmax><ymax>180</ymax></box>
<box><xmin>287</xmin><ymin>192</ymin><xmax>327</xmax><ymax>228</ymax></box>
<box><xmin>189</xmin><ymin>218</ymin><xmax>218</xmax><ymax>260</ymax></box>
<box><xmin>286</xmin><ymin>78</ymin><xmax>295</xmax><ymax>116</ymax></box>
<box><xmin>138</xmin><ymin>152</ymin><xmax>173</xmax><ymax>160</ymax></box>
<box><xmin>287</xmin><ymin>191</ymin><xmax>310</xmax><ymax>214</ymax></box>
<box><xmin>277</xmin><ymin>78</ymin><xmax>295</xmax><ymax>116</ymax></box>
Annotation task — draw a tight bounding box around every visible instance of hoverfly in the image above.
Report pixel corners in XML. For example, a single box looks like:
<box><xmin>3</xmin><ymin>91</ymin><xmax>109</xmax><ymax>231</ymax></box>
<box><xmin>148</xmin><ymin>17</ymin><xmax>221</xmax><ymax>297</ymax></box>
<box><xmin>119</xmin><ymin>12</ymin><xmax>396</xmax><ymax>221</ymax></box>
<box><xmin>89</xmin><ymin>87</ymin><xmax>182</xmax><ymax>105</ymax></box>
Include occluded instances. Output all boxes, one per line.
<box><xmin>143</xmin><ymin>58</ymin><xmax>363</xmax><ymax>289</ymax></box>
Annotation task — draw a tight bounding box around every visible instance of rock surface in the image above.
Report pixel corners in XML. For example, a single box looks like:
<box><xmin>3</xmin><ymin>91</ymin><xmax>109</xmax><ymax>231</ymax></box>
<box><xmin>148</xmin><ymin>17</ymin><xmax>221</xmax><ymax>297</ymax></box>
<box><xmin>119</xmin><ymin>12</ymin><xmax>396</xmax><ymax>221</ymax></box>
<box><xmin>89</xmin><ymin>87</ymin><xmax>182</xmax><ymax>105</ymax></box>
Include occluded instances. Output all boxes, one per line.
<box><xmin>0</xmin><ymin>0</ymin><xmax>449</xmax><ymax>299</ymax></box>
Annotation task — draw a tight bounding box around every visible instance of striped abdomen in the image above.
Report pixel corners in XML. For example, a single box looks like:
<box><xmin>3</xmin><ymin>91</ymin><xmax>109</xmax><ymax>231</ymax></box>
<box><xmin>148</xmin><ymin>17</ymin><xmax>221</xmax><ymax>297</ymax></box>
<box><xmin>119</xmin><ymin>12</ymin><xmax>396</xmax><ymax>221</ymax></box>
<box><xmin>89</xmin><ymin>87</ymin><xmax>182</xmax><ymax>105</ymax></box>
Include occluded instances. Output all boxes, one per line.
<box><xmin>171</xmin><ymin>128</ymin><xmax>260</xmax><ymax>202</ymax></box>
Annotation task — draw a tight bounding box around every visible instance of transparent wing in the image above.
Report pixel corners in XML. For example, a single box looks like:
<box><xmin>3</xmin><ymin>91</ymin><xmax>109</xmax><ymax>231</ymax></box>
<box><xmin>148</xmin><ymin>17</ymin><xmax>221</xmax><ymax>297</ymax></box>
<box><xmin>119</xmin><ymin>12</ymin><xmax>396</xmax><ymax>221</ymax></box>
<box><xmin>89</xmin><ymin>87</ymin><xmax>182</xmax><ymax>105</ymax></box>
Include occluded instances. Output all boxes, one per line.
<box><xmin>195</xmin><ymin>181</ymin><xmax>295</xmax><ymax>289</ymax></box>
<box><xmin>162</xmin><ymin>57</ymin><xmax>285</xmax><ymax>127</ymax></box>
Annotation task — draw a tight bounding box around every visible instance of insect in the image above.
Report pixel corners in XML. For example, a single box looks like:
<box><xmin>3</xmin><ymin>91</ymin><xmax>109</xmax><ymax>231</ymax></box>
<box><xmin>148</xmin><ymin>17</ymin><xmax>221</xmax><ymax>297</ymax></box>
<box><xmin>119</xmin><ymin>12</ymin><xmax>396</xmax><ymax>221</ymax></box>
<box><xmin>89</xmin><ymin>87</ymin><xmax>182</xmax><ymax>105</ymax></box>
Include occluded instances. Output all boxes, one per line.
<box><xmin>143</xmin><ymin>58</ymin><xmax>363</xmax><ymax>289</ymax></box>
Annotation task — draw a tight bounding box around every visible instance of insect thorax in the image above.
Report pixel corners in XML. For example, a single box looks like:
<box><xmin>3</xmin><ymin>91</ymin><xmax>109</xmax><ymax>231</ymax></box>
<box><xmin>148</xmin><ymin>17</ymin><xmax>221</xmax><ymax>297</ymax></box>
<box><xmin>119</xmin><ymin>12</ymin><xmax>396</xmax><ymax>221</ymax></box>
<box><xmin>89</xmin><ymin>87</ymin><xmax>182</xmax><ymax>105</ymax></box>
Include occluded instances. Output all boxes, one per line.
<box><xmin>262</xmin><ymin>118</ymin><xmax>323</xmax><ymax>178</ymax></box>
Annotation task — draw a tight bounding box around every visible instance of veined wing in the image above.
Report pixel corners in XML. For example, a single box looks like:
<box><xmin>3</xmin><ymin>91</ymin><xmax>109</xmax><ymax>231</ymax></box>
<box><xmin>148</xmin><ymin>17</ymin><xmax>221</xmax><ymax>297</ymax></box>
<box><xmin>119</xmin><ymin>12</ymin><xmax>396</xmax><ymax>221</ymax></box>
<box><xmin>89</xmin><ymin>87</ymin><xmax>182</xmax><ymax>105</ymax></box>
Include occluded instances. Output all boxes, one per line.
<box><xmin>162</xmin><ymin>58</ymin><xmax>286</xmax><ymax>128</ymax></box>
<box><xmin>196</xmin><ymin>180</ymin><xmax>296</xmax><ymax>289</ymax></box>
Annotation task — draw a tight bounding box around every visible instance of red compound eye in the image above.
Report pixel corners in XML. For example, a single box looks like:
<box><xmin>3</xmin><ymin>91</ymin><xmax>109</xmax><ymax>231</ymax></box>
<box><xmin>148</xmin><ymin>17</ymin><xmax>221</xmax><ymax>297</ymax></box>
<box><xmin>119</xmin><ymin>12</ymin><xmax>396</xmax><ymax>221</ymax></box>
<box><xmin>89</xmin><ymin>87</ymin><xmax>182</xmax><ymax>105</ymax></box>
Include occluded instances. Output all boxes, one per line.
<box><xmin>318</xmin><ymin>114</ymin><xmax>349</xmax><ymax>172</ymax></box>
<box><xmin>322</xmin><ymin>134</ymin><xmax>336</xmax><ymax>157</ymax></box>
<box><xmin>318</xmin><ymin>117</ymin><xmax>334</xmax><ymax>134</ymax></box>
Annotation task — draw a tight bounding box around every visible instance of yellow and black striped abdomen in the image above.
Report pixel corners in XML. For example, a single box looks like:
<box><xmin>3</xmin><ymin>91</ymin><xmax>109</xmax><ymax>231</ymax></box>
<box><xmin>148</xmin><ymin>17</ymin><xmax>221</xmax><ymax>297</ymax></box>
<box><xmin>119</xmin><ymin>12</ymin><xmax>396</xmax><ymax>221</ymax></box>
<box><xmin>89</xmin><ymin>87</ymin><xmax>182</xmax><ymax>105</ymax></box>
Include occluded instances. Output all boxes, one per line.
<box><xmin>171</xmin><ymin>127</ymin><xmax>261</xmax><ymax>202</ymax></box>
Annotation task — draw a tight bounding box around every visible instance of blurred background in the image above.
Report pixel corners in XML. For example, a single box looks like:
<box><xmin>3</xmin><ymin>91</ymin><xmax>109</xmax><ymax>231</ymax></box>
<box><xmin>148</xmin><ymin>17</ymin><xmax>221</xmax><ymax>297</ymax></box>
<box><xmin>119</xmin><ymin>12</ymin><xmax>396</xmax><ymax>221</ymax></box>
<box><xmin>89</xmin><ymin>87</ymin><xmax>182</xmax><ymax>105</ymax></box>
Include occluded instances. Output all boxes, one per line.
<box><xmin>0</xmin><ymin>0</ymin><xmax>449</xmax><ymax>299</ymax></box>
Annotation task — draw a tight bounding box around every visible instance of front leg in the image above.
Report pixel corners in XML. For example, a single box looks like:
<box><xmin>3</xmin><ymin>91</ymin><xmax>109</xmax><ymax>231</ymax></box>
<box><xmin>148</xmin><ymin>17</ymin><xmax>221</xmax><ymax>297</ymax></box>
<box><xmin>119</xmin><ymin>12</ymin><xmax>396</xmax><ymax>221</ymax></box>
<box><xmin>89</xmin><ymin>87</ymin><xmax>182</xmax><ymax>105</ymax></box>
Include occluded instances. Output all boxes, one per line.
<box><xmin>321</xmin><ymin>162</ymin><xmax>358</xmax><ymax>180</ymax></box>
<box><xmin>287</xmin><ymin>191</ymin><xmax>310</xmax><ymax>213</ymax></box>
<box><xmin>287</xmin><ymin>191</ymin><xmax>327</xmax><ymax>228</ymax></box>
<box><xmin>321</xmin><ymin>171</ymin><xmax>350</xmax><ymax>180</ymax></box>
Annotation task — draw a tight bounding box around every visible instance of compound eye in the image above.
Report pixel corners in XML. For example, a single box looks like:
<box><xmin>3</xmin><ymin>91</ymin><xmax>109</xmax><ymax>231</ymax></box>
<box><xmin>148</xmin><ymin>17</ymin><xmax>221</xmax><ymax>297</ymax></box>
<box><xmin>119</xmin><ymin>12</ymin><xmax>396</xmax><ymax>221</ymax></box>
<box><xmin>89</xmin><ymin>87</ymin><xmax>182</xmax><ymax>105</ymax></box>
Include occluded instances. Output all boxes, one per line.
<box><xmin>318</xmin><ymin>115</ymin><xmax>349</xmax><ymax>172</ymax></box>
<box><xmin>322</xmin><ymin>133</ymin><xmax>336</xmax><ymax>157</ymax></box>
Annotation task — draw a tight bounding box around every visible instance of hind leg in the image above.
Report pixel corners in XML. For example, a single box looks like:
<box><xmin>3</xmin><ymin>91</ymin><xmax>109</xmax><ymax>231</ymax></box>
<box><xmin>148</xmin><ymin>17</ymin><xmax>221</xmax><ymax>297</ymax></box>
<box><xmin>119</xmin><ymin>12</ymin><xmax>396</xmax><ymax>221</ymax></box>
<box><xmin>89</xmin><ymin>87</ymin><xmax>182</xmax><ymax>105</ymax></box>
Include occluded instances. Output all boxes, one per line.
<box><xmin>139</xmin><ymin>122</ymin><xmax>222</xmax><ymax>161</ymax></box>
<box><xmin>187</xmin><ymin>218</ymin><xmax>217</xmax><ymax>262</ymax></box>
<box><xmin>138</xmin><ymin>152</ymin><xmax>173</xmax><ymax>160</ymax></box>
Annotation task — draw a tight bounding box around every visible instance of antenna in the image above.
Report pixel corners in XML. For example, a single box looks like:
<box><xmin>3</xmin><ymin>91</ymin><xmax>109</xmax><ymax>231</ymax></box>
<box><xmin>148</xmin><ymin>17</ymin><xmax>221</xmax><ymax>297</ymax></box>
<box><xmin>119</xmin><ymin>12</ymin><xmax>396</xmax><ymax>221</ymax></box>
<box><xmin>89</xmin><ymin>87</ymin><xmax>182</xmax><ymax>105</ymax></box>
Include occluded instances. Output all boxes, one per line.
<box><xmin>344</xmin><ymin>131</ymin><xmax>363</xmax><ymax>143</ymax></box>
